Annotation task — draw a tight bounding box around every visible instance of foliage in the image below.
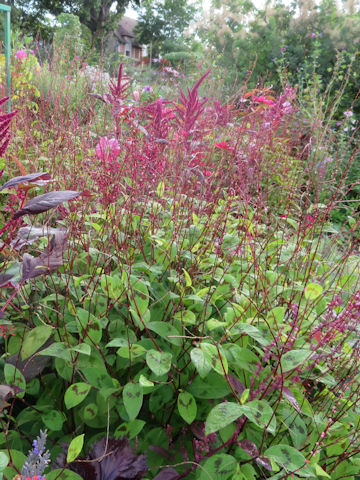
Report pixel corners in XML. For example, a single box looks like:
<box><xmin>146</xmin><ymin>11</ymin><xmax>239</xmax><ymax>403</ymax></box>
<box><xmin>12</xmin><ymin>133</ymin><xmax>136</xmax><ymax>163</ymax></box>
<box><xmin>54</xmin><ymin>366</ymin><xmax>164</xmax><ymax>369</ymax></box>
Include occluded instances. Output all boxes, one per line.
<box><xmin>135</xmin><ymin>0</ymin><xmax>198</xmax><ymax>55</ymax></box>
<box><xmin>53</xmin><ymin>13</ymin><xmax>84</xmax><ymax>60</ymax></box>
<box><xmin>4</xmin><ymin>0</ymin><xmax>141</xmax><ymax>48</ymax></box>
<box><xmin>1</xmin><ymin>49</ymin><xmax>360</xmax><ymax>480</ymax></box>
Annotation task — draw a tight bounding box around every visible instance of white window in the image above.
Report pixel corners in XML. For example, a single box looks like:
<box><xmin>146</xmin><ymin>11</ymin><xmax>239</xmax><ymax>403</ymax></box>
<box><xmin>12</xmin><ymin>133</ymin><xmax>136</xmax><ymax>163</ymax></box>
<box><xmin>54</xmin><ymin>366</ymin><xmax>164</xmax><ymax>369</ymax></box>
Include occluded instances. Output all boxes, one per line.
<box><xmin>125</xmin><ymin>41</ymin><xmax>131</xmax><ymax>57</ymax></box>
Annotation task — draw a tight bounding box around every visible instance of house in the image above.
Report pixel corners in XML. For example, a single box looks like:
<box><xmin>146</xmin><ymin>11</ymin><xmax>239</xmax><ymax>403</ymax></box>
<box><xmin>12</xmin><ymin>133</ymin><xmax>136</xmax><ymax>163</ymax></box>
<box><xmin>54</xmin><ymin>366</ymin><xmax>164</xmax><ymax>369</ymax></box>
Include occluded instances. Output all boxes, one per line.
<box><xmin>106</xmin><ymin>16</ymin><xmax>146</xmax><ymax>62</ymax></box>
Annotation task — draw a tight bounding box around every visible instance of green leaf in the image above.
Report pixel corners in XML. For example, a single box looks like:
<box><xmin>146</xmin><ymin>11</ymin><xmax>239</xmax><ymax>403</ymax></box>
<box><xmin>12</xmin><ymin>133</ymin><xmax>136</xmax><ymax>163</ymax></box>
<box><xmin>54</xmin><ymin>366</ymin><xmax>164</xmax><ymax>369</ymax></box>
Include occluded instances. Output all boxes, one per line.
<box><xmin>190</xmin><ymin>348</ymin><xmax>211</xmax><ymax>378</ymax></box>
<box><xmin>177</xmin><ymin>391</ymin><xmax>197</xmax><ymax>424</ymax></box>
<box><xmin>188</xmin><ymin>372</ymin><xmax>231</xmax><ymax>399</ymax></box>
<box><xmin>83</xmin><ymin>403</ymin><xmax>98</xmax><ymax>421</ymax></box>
<box><xmin>314</xmin><ymin>464</ymin><xmax>330</xmax><ymax>478</ymax></box>
<box><xmin>64</xmin><ymin>382</ymin><xmax>91</xmax><ymax>409</ymax></box>
<box><xmin>0</xmin><ymin>453</ymin><xmax>8</xmax><ymax>472</ymax></box>
<box><xmin>139</xmin><ymin>374</ymin><xmax>154</xmax><ymax>387</ymax></box>
<box><xmin>117</xmin><ymin>344</ymin><xmax>147</xmax><ymax>359</ymax></box>
<box><xmin>21</xmin><ymin>325</ymin><xmax>53</xmax><ymax>360</ymax></box>
<box><xmin>205</xmin><ymin>402</ymin><xmax>243</xmax><ymax>435</ymax></box>
<box><xmin>280</xmin><ymin>350</ymin><xmax>311</xmax><ymax>372</ymax></box>
<box><xmin>115</xmin><ymin>419</ymin><xmax>146</xmax><ymax>440</ymax></box>
<box><xmin>266</xmin><ymin>307</ymin><xmax>285</xmax><ymax>328</ymax></box>
<box><xmin>4</xmin><ymin>364</ymin><xmax>25</xmax><ymax>398</ymax></box>
<box><xmin>198</xmin><ymin>454</ymin><xmax>237</xmax><ymax>480</ymax></box>
<box><xmin>46</xmin><ymin>469</ymin><xmax>83</xmax><ymax>480</ymax></box>
<box><xmin>146</xmin><ymin>349</ymin><xmax>172</xmax><ymax>376</ymax></box>
<box><xmin>123</xmin><ymin>382</ymin><xmax>143</xmax><ymax>421</ymax></box>
<box><xmin>101</xmin><ymin>274</ymin><xmax>125</xmax><ymax>300</ymax></box>
<box><xmin>201</xmin><ymin>343</ymin><xmax>228</xmax><ymax>375</ymax></box>
<box><xmin>106</xmin><ymin>337</ymin><xmax>129</xmax><ymax>348</ymax></box>
<box><xmin>241</xmin><ymin>400</ymin><xmax>276</xmax><ymax>434</ymax></box>
<box><xmin>129</xmin><ymin>276</ymin><xmax>149</xmax><ymax>316</ymax></box>
<box><xmin>304</xmin><ymin>283</ymin><xmax>323</xmax><ymax>300</ymax></box>
<box><xmin>228</xmin><ymin>323</ymin><xmax>271</xmax><ymax>346</ymax></box>
<box><xmin>156</xmin><ymin>181</ymin><xmax>165</xmax><ymax>196</ymax></box>
<box><xmin>223</xmin><ymin>344</ymin><xmax>259</xmax><ymax>373</ymax></box>
<box><xmin>41</xmin><ymin>410</ymin><xmax>65</xmax><ymax>431</ymax></box>
<box><xmin>174</xmin><ymin>310</ymin><xmax>196</xmax><ymax>325</ymax></box>
<box><xmin>67</xmin><ymin>434</ymin><xmax>84</xmax><ymax>463</ymax></box>
<box><xmin>147</xmin><ymin>321</ymin><xmax>181</xmax><ymax>346</ymax></box>
<box><xmin>284</xmin><ymin>413</ymin><xmax>307</xmax><ymax>448</ymax></box>
<box><xmin>37</xmin><ymin>342</ymin><xmax>72</xmax><ymax>362</ymax></box>
<box><xmin>264</xmin><ymin>445</ymin><xmax>310</xmax><ymax>474</ymax></box>
<box><xmin>70</xmin><ymin>343</ymin><xmax>91</xmax><ymax>355</ymax></box>
<box><xmin>75</xmin><ymin>308</ymin><xmax>102</xmax><ymax>345</ymax></box>
<box><xmin>182</xmin><ymin>268</ymin><xmax>192</xmax><ymax>287</ymax></box>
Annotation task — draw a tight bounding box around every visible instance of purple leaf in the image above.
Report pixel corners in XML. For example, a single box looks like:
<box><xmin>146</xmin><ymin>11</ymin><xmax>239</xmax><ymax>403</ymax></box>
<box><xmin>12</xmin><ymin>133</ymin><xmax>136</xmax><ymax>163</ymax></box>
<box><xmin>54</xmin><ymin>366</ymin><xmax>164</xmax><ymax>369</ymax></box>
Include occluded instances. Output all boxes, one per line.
<box><xmin>11</xmin><ymin>225</ymin><xmax>61</xmax><ymax>250</ymax></box>
<box><xmin>21</xmin><ymin>230</ymin><xmax>69</xmax><ymax>280</ymax></box>
<box><xmin>13</xmin><ymin>190</ymin><xmax>81</xmax><ymax>219</ymax></box>
<box><xmin>8</xmin><ymin>352</ymin><xmax>51</xmax><ymax>382</ymax></box>
<box><xmin>89</xmin><ymin>437</ymin><xmax>147</xmax><ymax>480</ymax></box>
<box><xmin>238</xmin><ymin>439</ymin><xmax>259</xmax><ymax>458</ymax></box>
<box><xmin>0</xmin><ymin>172</ymin><xmax>51</xmax><ymax>191</ymax></box>
<box><xmin>56</xmin><ymin>437</ymin><xmax>147</xmax><ymax>480</ymax></box>
<box><xmin>153</xmin><ymin>468</ymin><xmax>179</xmax><ymax>480</ymax></box>
<box><xmin>256</xmin><ymin>456</ymin><xmax>273</xmax><ymax>472</ymax></box>
<box><xmin>0</xmin><ymin>384</ymin><xmax>24</xmax><ymax>412</ymax></box>
<box><xmin>227</xmin><ymin>374</ymin><xmax>246</xmax><ymax>396</ymax></box>
<box><xmin>148</xmin><ymin>445</ymin><xmax>172</xmax><ymax>460</ymax></box>
<box><xmin>283</xmin><ymin>387</ymin><xmax>302</xmax><ymax>414</ymax></box>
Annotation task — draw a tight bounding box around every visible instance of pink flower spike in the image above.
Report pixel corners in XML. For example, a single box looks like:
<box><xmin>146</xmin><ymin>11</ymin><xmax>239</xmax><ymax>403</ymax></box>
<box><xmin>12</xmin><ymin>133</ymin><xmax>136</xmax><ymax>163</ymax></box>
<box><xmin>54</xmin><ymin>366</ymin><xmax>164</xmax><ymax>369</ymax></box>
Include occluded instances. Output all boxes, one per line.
<box><xmin>215</xmin><ymin>141</ymin><xmax>233</xmax><ymax>151</ymax></box>
<box><xmin>16</xmin><ymin>50</ymin><xmax>28</xmax><ymax>61</ymax></box>
<box><xmin>253</xmin><ymin>95</ymin><xmax>275</xmax><ymax>106</ymax></box>
<box><xmin>95</xmin><ymin>137</ymin><xmax>120</xmax><ymax>163</ymax></box>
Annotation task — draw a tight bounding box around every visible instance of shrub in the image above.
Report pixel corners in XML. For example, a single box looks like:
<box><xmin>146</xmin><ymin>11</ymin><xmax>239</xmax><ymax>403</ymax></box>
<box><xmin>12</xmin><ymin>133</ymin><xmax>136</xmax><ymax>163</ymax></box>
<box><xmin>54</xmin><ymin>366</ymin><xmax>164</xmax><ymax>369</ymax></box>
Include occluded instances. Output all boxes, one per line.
<box><xmin>1</xmin><ymin>63</ymin><xmax>360</xmax><ymax>480</ymax></box>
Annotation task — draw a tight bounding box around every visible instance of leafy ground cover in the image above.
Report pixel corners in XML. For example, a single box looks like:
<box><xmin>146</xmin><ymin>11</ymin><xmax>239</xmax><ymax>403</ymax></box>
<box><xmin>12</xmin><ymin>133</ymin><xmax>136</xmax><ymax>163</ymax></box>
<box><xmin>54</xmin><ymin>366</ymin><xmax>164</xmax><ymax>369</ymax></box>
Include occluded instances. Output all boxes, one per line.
<box><xmin>0</xmin><ymin>51</ymin><xmax>360</xmax><ymax>480</ymax></box>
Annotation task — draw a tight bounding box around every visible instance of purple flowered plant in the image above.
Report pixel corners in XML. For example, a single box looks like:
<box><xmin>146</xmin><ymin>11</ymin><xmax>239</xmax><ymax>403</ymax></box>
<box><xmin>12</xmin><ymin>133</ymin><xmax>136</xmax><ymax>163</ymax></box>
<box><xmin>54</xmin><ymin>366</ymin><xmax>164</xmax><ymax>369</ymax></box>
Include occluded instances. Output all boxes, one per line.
<box><xmin>21</xmin><ymin>430</ymin><xmax>50</xmax><ymax>478</ymax></box>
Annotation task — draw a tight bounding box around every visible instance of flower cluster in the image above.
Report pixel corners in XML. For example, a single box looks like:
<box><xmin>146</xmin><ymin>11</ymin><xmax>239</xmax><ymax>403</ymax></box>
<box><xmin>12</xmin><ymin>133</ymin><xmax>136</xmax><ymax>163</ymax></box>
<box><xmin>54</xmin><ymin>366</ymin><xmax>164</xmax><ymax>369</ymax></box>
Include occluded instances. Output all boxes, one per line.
<box><xmin>77</xmin><ymin>65</ymin><xmax>110</xmax><ymax>94</ymax></box>
<box><xmin>95</xmin><ymin>136</ymin><xmax>120</xmax><ymax>163</ymax></box>
<box><xmin>21</xmin><ymin>431</ymin><xmax>50</xmax><ymax>479</ymax></box>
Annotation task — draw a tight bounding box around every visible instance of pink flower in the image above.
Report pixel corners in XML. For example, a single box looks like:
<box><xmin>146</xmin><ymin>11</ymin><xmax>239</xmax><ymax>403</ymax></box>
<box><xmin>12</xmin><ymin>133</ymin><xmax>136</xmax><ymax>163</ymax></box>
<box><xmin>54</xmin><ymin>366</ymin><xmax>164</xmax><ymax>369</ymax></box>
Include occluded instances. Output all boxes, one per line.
<box><xmin>0</xmin><ymin>324</ymin><xmax>16</xmax><ymax>338</ymax></box>
<box><xmin>16</xmin><ymin>50</ymin><xmax>28</xmax><ymax>61</ymax></box>
<box><xmin>215</xmin><ymin>141</ymin><xmax>233</xmax><ymax>151</ymax></box>
<box><xmin>133</xmin><ymin>90</ymin><xmax>140</xmax><ymax>101</ymax></box>
<box><xmin>253</xmin><ymin>95</ymin><xmax>275</xmax><ymax>106</ymax></box>
<box><xmin>95</xmin><ymin>137</ymin><xmax>120</xmax><ymax>163</ymax></box>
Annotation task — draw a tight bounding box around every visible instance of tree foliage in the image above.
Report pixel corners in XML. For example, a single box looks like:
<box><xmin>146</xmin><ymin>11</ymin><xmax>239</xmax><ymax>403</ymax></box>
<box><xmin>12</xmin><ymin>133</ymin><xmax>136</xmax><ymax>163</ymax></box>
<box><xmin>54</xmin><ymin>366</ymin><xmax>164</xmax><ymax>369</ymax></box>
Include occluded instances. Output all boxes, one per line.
<box><xmin>5</xmin><ymin>0</ymin><xmax>140</xmax><ymax>46</ymax></box>
<box><xmin>135</xmin><ymin>0</ymin><xmax>198</xmax><ymax>54</ymax></box>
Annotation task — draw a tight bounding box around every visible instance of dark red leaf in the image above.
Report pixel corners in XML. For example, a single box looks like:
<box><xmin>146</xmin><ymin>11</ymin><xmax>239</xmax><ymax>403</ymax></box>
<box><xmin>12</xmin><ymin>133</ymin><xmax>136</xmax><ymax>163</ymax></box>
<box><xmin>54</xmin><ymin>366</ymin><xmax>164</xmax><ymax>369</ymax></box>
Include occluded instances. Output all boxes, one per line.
<box><xmin>11</xmin><ymin>225</ymin><xmax>60</xmax><ymax>250</ymax></box>
<box><xmin>238</xmin><ymin>439</ymin><xmax>259</xmax><ymax>458</ymax></box>
<box><xmin>13</xmin><ymin>190</ymin><xmax>81</xmax><ymax>219</ymax></box>
<box><xmin>0</xmin><ymin>97</ymin><xmax>9</xmax><ymax>107</ymax></box>
<box><xmin>283</xmin><ymin>387</ymin><xmax>302</xmax><ymax>414</ymax></box>
<box><xmin>227</xmin><ymin>374</ymin><xmax>246</xmax><ymax>396</ymax></box>
<box><xmin>21</xmin><ymin>230</ymin><xmax>69</xmax><ymax>280</ymax></box>
<box><xmin>8</xmin><ymin>352</ymin><xmax>51</xmax><ymax>382</ymax></box>
<box><xmin>56</xmin><ymin>437</ymin><xmax>147</xmax><ymax>480</ymax></box>
<box><xmin>153</xmin><ymin>468</ymin><xmax>179</xmax><ymax>480</ymax></box>
<box><xmin>0</xmin><ymin>172</ymin><xmax>51</xmax><ymax>191</ymax></box>
<box><xmin>256</xmin><ymin>456</ymin><xmax>273</xmax><ymax>472</ymax></box>
<box><xmin>90</xmin><ymin>437</ymin><xmax>147</xmax><ymax>480</ymax></box>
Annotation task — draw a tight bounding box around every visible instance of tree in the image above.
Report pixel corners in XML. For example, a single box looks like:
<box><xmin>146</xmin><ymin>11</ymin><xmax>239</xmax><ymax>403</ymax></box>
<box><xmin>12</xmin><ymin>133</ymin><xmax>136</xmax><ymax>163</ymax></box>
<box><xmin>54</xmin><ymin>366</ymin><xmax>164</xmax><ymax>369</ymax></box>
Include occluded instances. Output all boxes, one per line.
<box><xmin>135</xmin><ymin>0</ymin><xmax>198</xmax><ymax>55</ymax></box>
<box><xmin>5</xmin><ymin>0</ymin><xmax>141</xmax><ymax>47</ymax></box>
<box><xmin>53</xmin><ymin>13</ymin><xmax>84</xmax><ymax>57</ymax></box>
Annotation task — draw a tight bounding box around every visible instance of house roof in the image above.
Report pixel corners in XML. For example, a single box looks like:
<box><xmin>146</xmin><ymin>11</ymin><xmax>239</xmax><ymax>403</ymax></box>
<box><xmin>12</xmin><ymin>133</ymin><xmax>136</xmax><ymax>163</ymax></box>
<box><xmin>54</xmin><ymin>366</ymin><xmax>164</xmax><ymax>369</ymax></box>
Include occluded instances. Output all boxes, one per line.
<box><xmin>115</xmin><ymin>16</ymin><xmax>142</xmax><ymax>47</ymax></box>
